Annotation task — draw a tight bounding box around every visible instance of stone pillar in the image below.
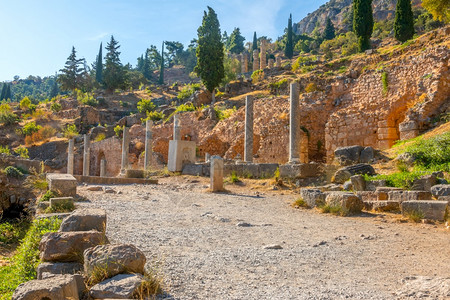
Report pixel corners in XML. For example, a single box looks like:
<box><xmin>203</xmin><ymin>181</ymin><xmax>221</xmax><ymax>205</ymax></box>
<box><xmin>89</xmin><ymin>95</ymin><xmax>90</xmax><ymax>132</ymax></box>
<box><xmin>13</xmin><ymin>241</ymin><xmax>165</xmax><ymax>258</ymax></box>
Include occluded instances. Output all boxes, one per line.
<box><xmin>252</xmin><ymin>50</ymin><xmax>259</xmax><ymax>72</ymax></box>
<box><xmin>173</xmin><ymin>114</ymin><xmax>181</xmax><ymax>140</ymax></box>
<box><xmin>289</xmin><ymin>82</ymin><xmax>300</xmax><ymax>163</ymax></box>
<box><xmin>268</xmin><ymin>58</ymin><xmax>275</xmax><ymax>69</ymax></box>
<box><xmin>100</xmin><ymin>159</ymin><xmax>106</xmax><ymax>177</ymax></box>
<box><xmin>210</xmin><ymin>156</ymin><xmax>224</xmax><ymax>192</ymax></box>
<box><xmin>244</xmin><ymin>95</ymin><xmax>254</xmax><ymax>163</ymax></box>
<box><xmin>121</xmin><ymin>127</ymin><xmax>129</xmax><ymax>172</ymax></box>
<box><xmin>242</xmin><ymin>53</ymin><xmax>248</xmax><ymax>73</ymax></box>
<box><xmin>83</xmin><ymin>135</ymin><xmax>90</xmax><ymax>176</ymax></box>
<box><xmin>67</xmin><ymin>138</ymin><xmax>74</xmax><ymax>175</ymax></box>
<box><xmin>205</xmin><ymin>153</ymin><xmax>211</xmax><ymax>162</ymax></box>
<box><xmin>144</xmin><ymin>120</ymin><xmax>153</xmax><ymax>170</ymax></box>
<box><xmin>276</xmin><ymin>56</ymin><xmax>282</xmax><ymax>68</ymax></box>
<box><xmin>260</xmin><ymin>40</ymin><xmax>267</xmax><ymax>70</ymax></box>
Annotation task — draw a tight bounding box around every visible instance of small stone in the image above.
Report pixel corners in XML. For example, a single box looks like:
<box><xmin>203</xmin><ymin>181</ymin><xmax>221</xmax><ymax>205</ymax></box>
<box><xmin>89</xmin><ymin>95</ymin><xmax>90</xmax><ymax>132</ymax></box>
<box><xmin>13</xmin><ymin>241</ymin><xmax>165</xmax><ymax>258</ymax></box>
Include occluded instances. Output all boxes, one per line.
<box><xmin>263</xmin><ymin>244</ymin><xmax>283</xmax><ymax>250</ymax></box>
<box><xmin>89</xmin><ymin>273</ymin><xmax>144</xmax><ymax>299</ymax></box>
<box><xmin>87</xmin><ymin>186</ymin><xmax>103</xmax><ymax>191</ymax></box>
<box><xmin>104</xmin><ymin>188</ymin><xmax>116</xmax><ymax>194</ymax></box>
<box><xmin>236</xmin><ymin>222</ymin><xmax>252</xmax><ymax>227</ymax></box>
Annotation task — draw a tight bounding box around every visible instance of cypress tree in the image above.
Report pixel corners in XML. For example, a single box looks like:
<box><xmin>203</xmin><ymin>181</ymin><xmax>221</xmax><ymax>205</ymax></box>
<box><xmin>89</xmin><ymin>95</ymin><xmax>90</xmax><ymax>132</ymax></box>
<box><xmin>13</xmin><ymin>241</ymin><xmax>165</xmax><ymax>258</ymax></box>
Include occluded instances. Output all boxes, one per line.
<box><xmin>158</xmin><ymin>42</ymin><xmax>164</xmax><ymax>85</ymax></box>
<box><xmin>353</xmin><ymin>0</ymin><xmax>374</xmax><ymax>52</ymax></box>
<box><xmin>49</xmin><ymin>77</ymin><xmax>58</xmax><ymax>99</ymax></box>
<box><xmin>394</xmin><ymin>0</ymin><xmax>415</xmax><ymax>43</ymax></box>
<box><xmin>323</xmin><ymin>18</ymin><xmax>336</xmax><ymax>40</ymax></box>
<box><xmin>103</xmin><ymin>36</ymin><xmax>125</xmax><ymax>91</ymax></box>
<box><xmin>285</xmin><ymin>14</ymin><xmax>294</xmax><ymax>59</ymax></box>
<box><xmin>229</xmin><ymin>27</ymin><xmax>245</xmax><ymax>54</ymax></box>
<box><xmin>195</xmin><ymin>6</ymin><xmax>224</xmax><ymax>94</ymax></box>
<box><xmin>5</xmin><ymin>84</ymin><xmax>11</xmax><ymax>101</ymax></box>
<box><xmin>252</xmin><ymin>32</ymin><xmax>258</xmax><ymax>51</ymax></box>
<box><xmin>95</xmin><ymin>43</ymin><xmax>103</xmax><ymax>84</ymax></box>
<box><xmin>0</xmin><ymin>83</ymin><xmax>7</xmax><ymax>100</ymax></box>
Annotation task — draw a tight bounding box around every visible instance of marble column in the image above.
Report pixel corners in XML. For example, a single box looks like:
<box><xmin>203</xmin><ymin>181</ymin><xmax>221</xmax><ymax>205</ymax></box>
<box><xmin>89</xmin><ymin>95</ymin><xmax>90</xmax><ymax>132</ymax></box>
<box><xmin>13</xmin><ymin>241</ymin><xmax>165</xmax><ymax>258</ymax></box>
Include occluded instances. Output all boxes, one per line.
<box><xmin>173</xmin><ymin>114</ymin><xmax>181</xmax><ymax>140</ymax></box>
<box><xmin>100</xmin><ymin>159</ymin><xmax>106</xmax><ymax>177</ymax></box>
<box><xmin>289</xmin><ymin>82</ymin><xmax>300</xmax><ymax>163</ymax></box>
<box><xmin>144</xmin><ymin>120</ymin><xmax>153</xmax><ymax>169</ymax></box>
<box><xmin>244</xmin><ymin>95</ymin><xmax>254</xmax><ymax>163</ymax></box>
<box><xmin>210</xmin><ymin>156</ymin><xmax>224</xmax><ymax>192</ymax></box>
<box><xmin>121</xmin><ymin>127</ymin><xmax>129</xmax><ymax>172</ymax></box>
<box><xmin>82</xmin><ymin>135</ymin><xmax>90</xmax><ymax>176</ymax></box>
<box><xmin>252</xmin><ymin>50</ymin><xmax>259</xmax><ymax>72</ymax></box>
<box><xmin>260</xmin><ymin>39</ymin><xmax>267</xmax><ymax>69</ymax></box>
<box><xmin>67</xmin><ymin>138</ymin><xmax>74</xmax><ymax>175</ymax></box>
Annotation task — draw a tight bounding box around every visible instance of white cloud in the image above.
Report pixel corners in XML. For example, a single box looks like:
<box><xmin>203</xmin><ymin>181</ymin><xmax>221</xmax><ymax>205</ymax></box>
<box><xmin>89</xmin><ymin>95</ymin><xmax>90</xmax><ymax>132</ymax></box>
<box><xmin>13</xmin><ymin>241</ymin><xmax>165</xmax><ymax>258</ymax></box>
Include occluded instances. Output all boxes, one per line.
<box><xmin>87</xmin><ymin>32</ymin><xmax>109</xmax><ymax>41</ymax></box>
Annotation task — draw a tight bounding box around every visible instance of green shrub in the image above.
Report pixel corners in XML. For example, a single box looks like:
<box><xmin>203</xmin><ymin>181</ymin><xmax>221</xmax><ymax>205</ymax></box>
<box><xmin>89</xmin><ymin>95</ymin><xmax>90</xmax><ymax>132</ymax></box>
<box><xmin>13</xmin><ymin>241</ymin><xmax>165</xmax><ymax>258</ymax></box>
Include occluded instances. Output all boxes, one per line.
<box><xmin>0</xmin><ymin>217</ymin><xmax>62</xmax><ymax>299</ymax></box>
<box><xmin>403</xmin><ymin>132</ymin><xmax>450</xmax><ymax>171</ymax></box>
<box><xmin>142</xmin><ymin>111</ymin><xmax>165</xmax><ymax>122</ymax></box>
<box><xmin>319</xmin><ymin>203</ymin><xmax>348</xmax><ymax>216</ymax></box>
<box><xmin>137</xmin><ymin>99</ymin><xmax>156</xmax><ymax>113</ymax></box>
<box><xmin>114</xmin><ymin>125</ymin><xmax>123</xmax><ymax>138</ymax></box>
<box><xmin>119</xmin><ymin>100</ymin><xmax>129</xmax><ymax>108</ymax></box>
<box><xmin>50</xmin><ymin>102</ymin><xmax>62</xmax><ymax>112</ymax></box>
<box><xmin>0</xmin><ymin>220</ymin><xmax>30</xmax><ymax>245</ymax></box>
<box><xmin>76</xmin><ymin>90</ymin><xmax>98</xmax><ymax>107</ymax></box>
<box><xmin>292</xmin><ymin>55</ymin><xmax>317</xmax><ymax>72</ymax></box>
<box><xmin>404</xmin><ymin>209</ymin><xmax>424</xmax><ymax>223</ymax></box>
<box><xmin>0</xmin><ymin>145</ymin><xmax>11</xmax><ymax>155</ymax></box>
<box><xmin>381</xmin><ymin>72</ymin><xmax>389</xmax><ymax>95</ymax></box>
<box><xmin>63</xmin><ymin>124</ymin><xmax>79</xmax><ymax>139</ymax></box>
<box><xmin>293</xmin><ymin>197</ymin><xmax>309</xmax><ymax>208</ymax></box>
<box><xmin>39</xmin><ymin>190</ymin><xmax>58</xmax><ymax>202</ymax></box>
<box><xmin>5</xmin><ymin>166</ymin><xmax>24</xmax><ymax>178</ymax></box>
<box><xmin>0</xmin><ymin>110</ymin><xmax>18</xmax><ymax>126</ymax></box>
<box><xmin>305</xmin><ymin>83</ymin><xmax>318</xmax><ymax>93</ymax></box>
<box><xmin>269</xmin><ymin>78</ymin><xmax>289</xmax><ymax>94</ymax></box>
<box><xmin>94</xmin><ymin>133</ymin><xmax>106</xmax><ymax>142</ymax></box>
<box><xmin>251</xmin><ymin>70</ymin><xmax>264</xmax><ymax>83</ymax></box>
<box><xmin>214</xmin><ymin>106</ymin><xmax>237</xmax><ymax>121</ymax></box>
<box><xmin>45</xmin><ymin>201</ymin><xmax>75</xmax><ymax>213</ymax></box>
<box><xmin>228</xmin><ymin>171</ymin><xmax>240</xmax><ymax>183</ymax></box>
<box><xmin>364</xmin><ymin>170</ymin><xmax>432</xmax><ymax>189</ymax></box>
<box><xmin>19</xmin><ymin>96</ymin><xmax>32</xmax><ymax>110</ymax></box>
<box><xmin>177</xmin><ymin>83</ymin><xmax>201</xmax><ymax>100</ymax></box>
<box><xmin>14</xmin><ymin>147</ymin><xmax>29</xmax><ymax>159</ymax></box>
<box><xmin>21</xmin><ymin>122</ymin><xmax>41</xmax><ymax>136</ymax></box>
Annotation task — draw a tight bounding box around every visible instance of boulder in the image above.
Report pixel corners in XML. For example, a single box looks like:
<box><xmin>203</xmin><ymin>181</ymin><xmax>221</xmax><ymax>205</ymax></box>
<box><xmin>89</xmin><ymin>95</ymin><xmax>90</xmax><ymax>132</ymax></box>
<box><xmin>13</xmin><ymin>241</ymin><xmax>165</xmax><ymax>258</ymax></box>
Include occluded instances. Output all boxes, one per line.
<box><xmin>350</xmin><ymin>175</ymin><xmax>366</xmax><ymax>191</ymax></box>
<box><xmin>59</xmin><ymin>208</ymin><xmax>107</xmax><ymax>233</ymax></box>
<box><xmin>343</xmin><ymin>180</ymin><xmax>353</xmax><ymax>191</ymax></box>
<box><xmin>412</xmin><ymin>174</ymin><xmax>437</xmax><ymax>192</ymax></box>
<box><xmin>430</xmin><ymin>184</ymin><xmax>450</xmax><ymax>199</ymax></box>
<box><xmin>401</xmin><ymin>200</ymin><xmax>448</xmax><ymax>221</ymax></box>
<box><xmin>89</xmin><ymin>274</ymin><xmax>144</xmax><ymax>299</ymax></box>
<box><xmin>12</xmin><ymin>274</ymin><xmax>80</xmax><ymax>300</ymax></box>
<box><xmin>334</xmin><ymin>145</ymin><xmax>363</xmax><ymax>166</ymax></box>
<box><xmin>84</xmin><ymin>244</ymin><xmax>146</xmax><ymax>279</ymax></box>
<box><xmin>300</xmin><ymin>189</ymin><xmax>326</xmax><ymax>208</ymax></box>
<box><xmin>325</xmin><ymin>192</ymin><xmax>363</xmax><ymax>214</ymax></box>
<box><xmin>360</xmin><ymin>147</ymin><xmax>374</xmax><ymax>163</ymax></box>
<box><xmin>332</xmin><ymin>164</ymin><xmax>375</xmax><ymax>184</ymax></box>
<box><xmin>40</xmin><ymin>231</ymin><xmax>106</xmax><ymax>262</ymax></box>
<box><xmin>37</xmin><ymin>262</ymin><xmax>83</xmax><ymax>279</ymax></box>
<box><xmin>190</xmin><ymin>90</ymin><xmax>212</xmax><ymax>107</ymax></box>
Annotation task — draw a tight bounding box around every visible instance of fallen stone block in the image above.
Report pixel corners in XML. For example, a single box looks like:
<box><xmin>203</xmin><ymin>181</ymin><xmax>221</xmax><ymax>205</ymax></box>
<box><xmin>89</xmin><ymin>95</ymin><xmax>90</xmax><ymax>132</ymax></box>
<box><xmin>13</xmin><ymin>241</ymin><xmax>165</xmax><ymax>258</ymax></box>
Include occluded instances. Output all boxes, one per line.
<box><xmin>363</xmin><ymin>201</ymin><xmax>400</xmax><ymax>212</ymax></box>
<box><xmin>332</xmin><ymin>164</ymin><xmax>375</xmax><ymax>184</ymax></box>
<box><xmin>430</xmin><ymin>184</ymin><xmax>450</xmax><ymax>199</ymax></box>
<box><xmin>37</xmin><ymin>262</ymin><xmax>83</xmax><ymax>279</ymax></box>
<box><xmin>279</xmin><ymin>163</ymin><xmax>322</xmax><ymax>179</ymax></box>
<box><xmin>376</xmin><ymin>187</ymin><xmax>403</xmax><ymax>200</ymax></box>
<box><xmin>40</xmin><ymin>231</ymin><xmax>106</xmax><ymax>262</ymax></box>
<box><xmin>59</xmin><ymin>208</ymin><xmax>107</xmax><ymax>233</ymax></box>
<box><xmin>87</xmin><ymin>186</ymin><xmax>103</xmax><ymax>192</ymax></box>
<box><xmin>356</xmin><ymin>191</ymin><xmax>377</xmax><ymax>202</ymax></box>
<box><xmin>366</xmin><ymin>180</ymin><xmax>387</xmax><ymax>191</ymax></box>
<box><xmin>300</xmin><ymin>189</ymin><xmax>326</xmax><ymax>208</ymax></box>
<box><xmin>350</xmin><ymin>175</ymin><xmax>366</xmax><ymax>191</ymax></box>
<box><xmin>412</xmin><ymin>174</ymin><xmax>437</xmax><ymax>192</ymax></box>
<box><xmin>388</xmin><ymin>190</ymin><xmax>432</xmax><ymax>202</ymax></box>
<box><xmin>320</xmin><ymin>184</ymin><xmax>342</xmax><ymax>191</ymax></box>
<box><xmin>360</xmin><ymin>146</ymin><xmax>374</xmax><ymax>163</ymax></box>
<box><xmin>182</xmin><ymin>163</ymin><xmax>204</xmax><ymax>176</ymax></box>
<box><xmin>89</xmin><ymin>273</ymin><xmax>144</xmax><ymax>299</ymax></box>
<box><xmin>125</xmin><ymin>169</ymin><xmax>144</xmax><ymax>179</ymax></box>
<box><xmin>84</xmin><ymin>244</ymin><xmax>146</xmax><ymax>279</ymax></box>
<box><xmin>12</xmin><ymin>274</ymin><xmax>80</xmax><ymax>300</ymax></box>
<box><xmin>325</xmin><ymin>192</ymin><xmax>363</xmax><ymax>214</ymax></box>
<box><xmin>47</xmin><ymin>173</ymin><xmax>77</xmax><ymax>197</ymax></box>
<box><xmin>401</xmin><ymin>200</ymin><xmax>448</xmax><ymax>221</ymax></box>
<box><xmin>334</xmin><ymin>145</ymin><xmax>364</xmax><ymax>166</ymax></box>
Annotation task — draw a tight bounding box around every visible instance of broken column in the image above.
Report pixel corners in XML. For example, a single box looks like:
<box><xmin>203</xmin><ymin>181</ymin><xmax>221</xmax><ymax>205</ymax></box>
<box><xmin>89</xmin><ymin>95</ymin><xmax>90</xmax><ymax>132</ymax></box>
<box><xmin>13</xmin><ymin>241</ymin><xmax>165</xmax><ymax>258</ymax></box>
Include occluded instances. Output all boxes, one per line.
<box><xmin>260</xmin><ymin>39</ymin><xmax>267</xmax><ymax>69</ymax></box>
<box><xmin>276</xmin><ymin>56</ymin><xmax>282</xmax><ymax>68</ymax></box>
<box><xmin>100</xmin><ymin>159</ymin><xmax>106</xmax><ymax>177</ymax></box>
<box><xmin>244</xmin><ymin>95</ymin><xmax>254</xmax><ymax>163</ymax></box>
<box><xmin>83</xmin><ymin>135</ymin><xmax>90</xmax><ymax>176</ymax></box>
<box><xmin>173</xmin><ymin>114</ymin><xmax>181</xmax><ymax>140</ymax></box>
<box><xmin>120</xmin><ymin>126</ymin><xmax>130</xmax><ymax>173</ymax></box>
<box><xmin>289</xmin><ymin>82</ymin><xmax>300</xmax><ymax>163</ymax></box>
<box><xmin>252</xmin><ymin>50</ymin><xmax>259</xmax><ymax>72</ymax></box>
<box><xmin>210</xmin><ymin>156</ymin><xmax>224</xmax><ymax>192</ymax></box>
<box><xmin>168</xmin><ymin>116</ymin><xmax>196</xmax><ymax>172</ymax></box>
<box><xmin>144</xmin><ymin>120</ymin><xmax>153</xmax><ymax>170</ymax></box>
<box><xmin>241</xmin><ymin>52</ymin><xmax>248</xmax><ymax>73</ymax></box>
<box><xmin>67</xmin><ymin>138</ymin><xmax>74</xmax><ymax>175</ymax></box>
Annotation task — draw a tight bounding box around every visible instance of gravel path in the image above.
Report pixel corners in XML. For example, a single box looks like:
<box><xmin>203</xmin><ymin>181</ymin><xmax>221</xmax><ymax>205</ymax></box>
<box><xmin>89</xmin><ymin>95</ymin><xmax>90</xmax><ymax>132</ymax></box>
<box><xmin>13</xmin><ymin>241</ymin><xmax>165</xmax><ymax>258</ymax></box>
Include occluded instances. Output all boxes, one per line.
<box><xmin>77</xmin><ymin>177</ymin><xmax>450</xmax><ymax>300</ymax></box>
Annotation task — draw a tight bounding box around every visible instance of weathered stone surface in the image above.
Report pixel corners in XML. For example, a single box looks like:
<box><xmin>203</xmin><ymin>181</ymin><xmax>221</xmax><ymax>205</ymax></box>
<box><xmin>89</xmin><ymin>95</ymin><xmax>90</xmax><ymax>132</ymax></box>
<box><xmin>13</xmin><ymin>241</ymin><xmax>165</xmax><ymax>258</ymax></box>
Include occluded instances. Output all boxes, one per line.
<box><xmin>401</xmin><ymin>200</ymin><xmax>448</xmax><ymax>221</ymax></box>
<box><xmin>12</xmin><ymin>274</ymin><xmax>79</xmax><ymax>300</ymax></box>
<box><xmin>412</xmin><ymin>174</ymin><xmax>437</xmax><ymax>192</ymax></box>
<box><xmin>343</xmin><ymin>180</ymin><xmax>353</xmax><ymax>191</ymax></box>
<box><xmin>430</xmin><ymin>184</ymin><xmax>450</xmax><ymax>199</ymax></box>
<box><xmin>168</xmin><ymin>140</ymin><xmax>196</xmax><ymax>172</ymax></box>
<box><xmin>89</xmin><ymin>274</ymin><xmax>143</xmax><ymax>299</ymax></box>
<box><xmin>325</xmin><ymin>192</ymin><xmax>363</xmax><ymax>213</ymax></box>
<box><xmin>360</xmin><ymin>147</ymin><xmax>374</xmax><ymax>163</ymax></box>
<box><xmin>350</xmin><ymin>175</ymin><xmax>366</xmax><ymax>191</ymax></box>
<box><xmin>40</xmin><ymin>231</ymin><xmax>106</xmax><ymax>262</ymax></box>
<box><xmin>300</xmin><ymin>189</ymin><xmax>326</xmax><ymax>208</ymax></box>
<box><xmin>320</xmin><ymin>184</ymin><xmax>343</xmax><ymax>191</ymax></box>
<box><xmin>182</xmin><ymin>164</ymin><xmax>204</xmax><ymax>176</ymax></box>
<box><xmin>363</xmin><ymin>201</ymin><xmax>400</xmax><ymax>212</ymax></box>
<box><xmin>395</xmin><ymin>276</ymin><xmax>450</xmax><ymax>300</ymax></box>
<box><xmin>125</xmin><ymin>169</ymin><xmax>145</xmax><ymax>179</ymax></box>
<box><xmin>388</xmin><ymin>190</ymin><xmax>432</xmax><ymax>202</ymax></box>
<box><xmin>332</xmin><ymin>164</ymin><xmax>375</xmax><ymax>184</ymax></box>
<box><xmin>279</xmin><ymin>163</ymin><xmax>322</xmax><ymax>179</ymax></box>
<box><xmin>334</xmin><ymin>146</ymin><xmax>364</xmax><ymax>166</ymax></box>
<box><xmin>366</xmin><ymin>180</ymin><xmax>387</xmax><ymax>191</ymax></box>
<box><xmin>50</xmin><ymin>197</ymin><xmax>74</xmax><ymax>208</ymax></box>
<box><xmin>375</xmin><ymin>187</ymin><xmax>403</xmax><ymax>200</ymax></box>
<box><xmin>59</xmin><ymin>208</ymin><xmax>107</xmax><ymax>233</ymax></box>
<box><xmin>210</xmin><ymin>156</ymin><xmax>224</xmax><ymax>192</ymax></box>
<box><xmin>47</xmin><ymin>173</ymin><xmax>77</xmax><ymax>197</ymax></box>
<box><xmin>356</xmin><ymin>191</ymin><xmax>377</xmax><ymax>201</ymax></box>
<box><xmin>84</xmin><ymin>244</ymin><xmax>146</xmax><ymax>279</ymax></box>
<box><xmin>37</xmin><ymin>262</ymin><xmax>83</xmax><ymax>279</ymax></box>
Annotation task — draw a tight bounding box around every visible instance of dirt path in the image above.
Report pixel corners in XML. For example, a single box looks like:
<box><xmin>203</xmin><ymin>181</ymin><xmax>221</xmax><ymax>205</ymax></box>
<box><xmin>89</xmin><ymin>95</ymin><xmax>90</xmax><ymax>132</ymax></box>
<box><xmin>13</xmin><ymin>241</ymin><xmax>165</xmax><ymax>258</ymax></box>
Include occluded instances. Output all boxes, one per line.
<box><xmin>77</xmin><ymin>177</ymin><xmax>450</xmax><ymax>300</ymax></box>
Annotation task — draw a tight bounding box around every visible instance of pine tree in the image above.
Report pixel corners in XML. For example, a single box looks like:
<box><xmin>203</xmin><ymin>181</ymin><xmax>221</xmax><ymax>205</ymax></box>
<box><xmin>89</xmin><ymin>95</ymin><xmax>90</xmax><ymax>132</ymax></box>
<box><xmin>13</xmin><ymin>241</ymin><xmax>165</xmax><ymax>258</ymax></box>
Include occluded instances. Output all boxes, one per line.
<box><xmin>285</xmin><ymin>14</ymin><xmax>294</xmax><ymax>59</ymax></box>
<box><xmin>58</xmin><ymin>46</ymin><xmax>85</xmax><ymax>91</ymax></box>
<box><xmin>394</xmin><ymin>0</ymin><xmax>415</xmax><ymax>43</ymax></box>
<box><xmin>158</xmin><ymin>42</ymin><xmax>164</xmax><ymax>85</ymax></box>
<box><xmin>103</xmin><ymin>35</ymin><xmax>125</xmax><ymax>91</ymax></box>
<box><xmin>5</xmin><ymin>84</ymin><xmax>11</xmax><ymax>101</ymax></box>
<box><xmin>252</xmin><ymin>32</ymin><xmax>258</xmax><ymax>51</ymax></box>
<box><xmin>0</xmin><ymin>83</ymin><xmax>7</xmax><ymax>100</ymax></box>
<box><xmin>95</xmin><ymin>43</ymin><xmax>103</xmax><ymax>84</ymax></box>
<box><xmin>323</xmin><ymin>18</ymin><xmax>336</xmax><ymax>40</ymax></box>
<box><xmin>143</xmin><ymin>53</ymin><xmax>151</xmax><ymax>80</ymax></box>
<box><xmin>49</xmin><ymin>76</ymin><xmax>58</xmax><ymax>99</ymax></box>
<box><xmin>195</xmin><ymin>6</ymin><xmax>224</xmax><ymax>94</ymax></box>
<box><xmin>353</xmin><ymin>0</ymin><xmax>374</xmax><ymax>52</ymax></box>
<box><xmin>228</xmin><ymin>28</ymin><xmax>245</xmax><ymax>54</ymax></box>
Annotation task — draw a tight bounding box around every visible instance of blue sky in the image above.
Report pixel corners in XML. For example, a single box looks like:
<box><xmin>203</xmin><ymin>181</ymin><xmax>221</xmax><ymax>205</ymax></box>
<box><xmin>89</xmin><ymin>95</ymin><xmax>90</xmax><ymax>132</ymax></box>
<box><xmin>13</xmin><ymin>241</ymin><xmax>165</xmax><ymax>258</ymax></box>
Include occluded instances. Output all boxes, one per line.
<box><xmin>0</xmin><ymin>0</ymin><xmax>328</xmax><ymax>81</ymax></box>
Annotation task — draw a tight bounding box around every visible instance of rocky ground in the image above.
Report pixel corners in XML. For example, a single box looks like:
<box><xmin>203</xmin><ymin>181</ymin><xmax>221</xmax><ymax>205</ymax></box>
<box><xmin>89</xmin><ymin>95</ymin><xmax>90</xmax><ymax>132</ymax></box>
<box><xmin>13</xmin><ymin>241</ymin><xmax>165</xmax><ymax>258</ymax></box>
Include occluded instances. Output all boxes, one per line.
<box><xmin>77</xmin><ymin>176</ymin><xmax>450</xmax><ymax>300</ymax></box>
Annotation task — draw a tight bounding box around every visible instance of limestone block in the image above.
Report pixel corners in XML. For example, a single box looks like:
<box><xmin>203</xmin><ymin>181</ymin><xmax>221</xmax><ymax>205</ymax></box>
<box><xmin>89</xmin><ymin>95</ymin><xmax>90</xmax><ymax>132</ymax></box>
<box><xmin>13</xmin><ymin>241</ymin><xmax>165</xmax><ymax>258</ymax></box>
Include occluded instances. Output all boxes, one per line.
<box><xmin>399</xmin><ymin>121</ymin><xmax>418</xmax><ymax>131</ymax></box>
<box><xmin>12</xmin><ymin>274</ymin><xmax>80</xmax><ymax>300</ymax></box>
<box><xmin>387</xmin><ymin>191</ymin><xmax>432</xmax><ymax>202</ymax></box>
<box><xmin>167</xmin><ymin>140</ymin><xmax>196</xmax><ymax>172</ymax></box>
<box><xmin>430</xmin><ymin>184</ymin><xmax>450</xmax><ymax>199</ymax></box>
<box><xmin>210</xmin><ymin>156</ymin><xmax>224</xmax><ymax>192</ymax></box>
<box><xmin>59</xmin><ymin>208</ymin><xmax>107</xmax><ymax>233</ymax></box>
<box><xmin>50</xmin><ymin>197</ymin><xmax>74</xmax><ymax>208</ymax></box>
<box><xmin>84</xmin><ymin>244</ymin><xmax>146</xmax><ymax>279</ymax></box>
<box><xmin>325</xmin><ymin>192</ymin><xmax>363</xmax><ymax>214</ymax></box>
<box><xmin>332</xmin><ymin>164</ymin><xmax>375</xmax><ymax>184</ymax></box>
<box><xmin>40</xmin><ymin>231</ymin><xmax>106</xmax><ymax>262</ymax></box>
<box><xmin>259</xmin><ymin>164</ymin><xmax>279</xmax><ymax>178</ymax></box>
<box><xmin>89</xmin><ymin>274</ymin><xmax>144</xmax><ymax>299</ymax></box>
<box><xmin>182</xmin><ymin>163</ymin><xmax>204</xmax><ymax>176</ymax></box>
<box><xmin>242</xmin><ymin>164</ymin><xmax>260</xmax><ymax>178</ymax></box>
<box><xmin>412</xmin><ymin>174</ymin><xmax>437</xmax><ymax>192</ymax></box>
<box><xmin>376</xmin><ymin>187</ymin><xmax>403</xmax><ymax>200</ymax></box>
<box><xmin>366</xmin><ymin>180</ymin><xmax>387</xmax><ymax>191</ymax></box>
<box><xmin>125</xmin><ymin>169</ymin><xmax>145</xmax><ymax>178</ymax></box>
<box><xmin>364</xmin><ymin>200</ymin><xmax>400</xmax><ymax>212</ymax></box>
<box><xmin>300</xmin><ymin>189</ymin><xmax>326</xmax><ymax>208</ymax></box>
<box><xmin>351</xmin><ymin>175</ymin><xmax>366</xmax><ymax>191</ymax></box>
<box><xmin>47</xmin><ymin>173</ymin><xmax>77</xmax><ymax>197</ymax></box>
<box><xmin>37</xmin><ymin>262</ymin><xmax>83</xmax><ymax>280</ymax></box>
<box><xmin>279</xmin><ymin>163</ymin><xmax>322</xmax><ymax>179</ymax></box>
<box><xmin>360</xmin><ymin>147</ymin><xmax>374</xmax><ymax>163</ymax></box>
<box><xmin>334</xmin><ymin>145</ymin><xmax>364</xmax><ymax>166</ymax></box>
<box><xmin>356</xmin><ymin>191</ymin><xmax>377</xmax><ymax>201</ymax></box>
<box><xmin>401</xmin><ymin>200</ymin><xmax>448</xmax><ymax>221</ymax></box>
<box><xmin>400</xmin><ymin>130</ymin><xmax>419</xmax><ymax>140</ymax></box>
